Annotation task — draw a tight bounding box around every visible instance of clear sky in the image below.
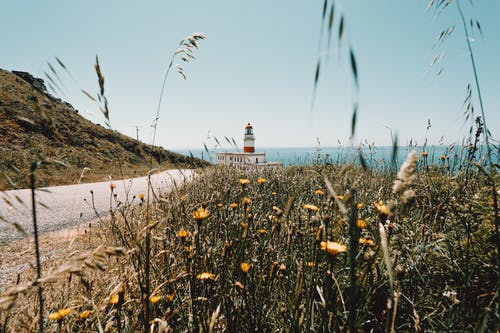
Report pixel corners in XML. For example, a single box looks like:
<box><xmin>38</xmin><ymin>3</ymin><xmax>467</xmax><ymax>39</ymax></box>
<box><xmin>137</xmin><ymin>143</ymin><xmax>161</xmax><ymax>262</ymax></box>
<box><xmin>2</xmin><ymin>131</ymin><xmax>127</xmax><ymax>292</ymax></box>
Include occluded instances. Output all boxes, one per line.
<box><xmin>1</xmin><ymin>1</ymin><xmax>499</xmax><ymax>149</ymax></box>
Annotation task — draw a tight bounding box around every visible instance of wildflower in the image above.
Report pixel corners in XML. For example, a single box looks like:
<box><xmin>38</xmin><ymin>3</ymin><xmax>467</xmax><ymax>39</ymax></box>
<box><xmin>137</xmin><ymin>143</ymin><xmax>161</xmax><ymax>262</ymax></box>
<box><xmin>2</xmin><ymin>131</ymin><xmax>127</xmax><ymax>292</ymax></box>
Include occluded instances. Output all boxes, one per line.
<box><xmin>48</xmin><ymin>308</ymin><xmax>72</xmax><ymax>321</ymax></box>
<box><xmin>314</xmin><ymin>189</ymin><xmax>324</xmax><ymax>195</ymax></box>
<box><xmin>138</xmin><ymin>193</ymin><xmax>145</xmax><ymax>201</ymax></box>
<box><xmin>177</xmin><ymin>230</ymin><xmax>189</xmax><ymax>239</ymax></box>
<box><xmin>239</xmin><ymin>178</ymin><xmax>250</xmax><ymax>185</ymax></box>
<box><xmin>109</xmin><ymin>294</ymin><xmax>120</xmax><ymax>305</ymax></box>
<box><xmin>229</xmin><ymin>203</ymin><xmax>238</xmax><ymax>209</ymax></box>
<box><xmin>336</xmin><ymin>195</ymin><xmax>344</xmax><ymax>200</ymax></box>
<box><xmin>257</xmin><ymin>177</ymin><xmax>266</xmax><ymax>184</ymax></box>
<box><xmin>79</xmin><ymin>310</ymin><xmax>91</xmax><ymax>319</ymax></box>
<box><xmin>109</xmin><ymin>183</ymin><xmax>116</xmax><ymax>190</ymax></box>
<box><xmin>240</xmin><ymin>222</ymin><xmax>248</xmax><ymax>229</ymax></box>
<box><xmin>375</xmin><ymin>201</ymin><xmax>389</xmax><ymax>216</ymax></box>
<box><xmin>216</xmin><ymin>203</ymin><xmax>223</xmax><ymax>207</ymax></box>
<box><xmin>359</xmin><ymin>238</ymin><xmax>375</xmax><ymax>246</ymax></box>
<box><xmin>306</xmin><ymin>261</ymin><xmax>315</xmax><ymax>267</ymax></box>
<box><xmin>320</xmin><ymin>241</ymin><xmax>347</xmax><ymax>256</ymax></box>
<box><xmin>356</xmin><ymin>203</ymin><xmax>364</xmax><ymax>209</ymax></box>
<box><xmin>241</xmin><ymin>197</ymin><xmax>252</xmax><ymax>205</ymax></box>
<box><xmin>196</xmin><ymin>272</ymin><xmax>216</xmax><ymax>280</ymax></box>
<box><xmin>257</xmin><ymin>228</ymin><xmax>266</xmax><ymax>234</ymax></box>
<box><xmin>193</xmin><ymin>207</ymin><xmax>209</xmax><ymax>221</ymax></box>
<box><xmin>356</xmin><ymin>219</ymin><xmax>367</xmax><ymax>229</ymax></box>
<box><xmin>303</xmin><ymin>204</ymin><xmax>319</xmax><ymax>211</ymax></box>
<box><xmin>271</xmin><ymin>192</ymin><xmax>277</xmax><ymax>195</ymax></box>
<box><xmin>439</xmin><ymin>155</ymin><xmax>448</xmax><ymax>161</ymax></box>
<box><xmin>421</xmin><ymin>151</ymin><xmax>428</xmax><ymax>157</ymax></box>
<box><xmin>149</xmin><ymin>295</ymin><xmax>161</xmax><ymax>304</ymax></box>
<box><xmin>240</xmin><ymin>262</ymin><xmax>251</xmax><ymax>273</ymax></box>
<box><xmin>166</xmin><ymin>292</ymin><xmax>176</xmax><ymax>302</ymax></box>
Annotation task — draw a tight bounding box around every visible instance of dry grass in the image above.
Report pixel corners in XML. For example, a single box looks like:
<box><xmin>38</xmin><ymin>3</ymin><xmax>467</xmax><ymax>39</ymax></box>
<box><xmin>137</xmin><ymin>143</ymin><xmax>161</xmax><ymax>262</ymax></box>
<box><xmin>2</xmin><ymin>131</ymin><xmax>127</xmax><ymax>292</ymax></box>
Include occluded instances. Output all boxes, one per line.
<box><xmin>1</xmin><ymin>153</ymin><xmax>497</xmax><ymax>332</ymax></box>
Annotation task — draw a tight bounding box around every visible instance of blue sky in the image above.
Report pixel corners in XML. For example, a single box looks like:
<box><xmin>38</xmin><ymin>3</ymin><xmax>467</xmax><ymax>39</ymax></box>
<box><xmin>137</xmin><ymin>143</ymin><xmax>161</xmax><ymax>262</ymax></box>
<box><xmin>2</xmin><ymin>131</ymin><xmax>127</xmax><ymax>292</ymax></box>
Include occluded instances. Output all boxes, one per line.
<box><xmin>1</xmin><ymin>1</ymin><xmax>498</xmax><ymax>149</ymax></box>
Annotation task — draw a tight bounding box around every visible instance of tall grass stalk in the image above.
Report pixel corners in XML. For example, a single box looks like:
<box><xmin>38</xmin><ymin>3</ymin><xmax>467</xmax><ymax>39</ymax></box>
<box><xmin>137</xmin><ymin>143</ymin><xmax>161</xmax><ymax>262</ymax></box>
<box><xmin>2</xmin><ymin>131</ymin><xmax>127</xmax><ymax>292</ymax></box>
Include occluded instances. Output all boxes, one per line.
<box><xmin>347</xmin><ymin>190</ymin><xmax>359</xmax><ymax>332</ymax></box>
<box><xmin>143</xmin><ymin>173</ymin><xmax>152</xmax><ymax>333</ymax></box>
<box><xmin>456</xmin><ymin>0</ymin><xmax>492</xmax><ymax>165</ymax></box>
<box><xmin>30</xmin><ymin>163</ymin><xmax>44</xmax><ymax>333</ymax></box>
<box><xmin>151</xmin><ymin>33</ymin><xmax>206</xmax><ymax>150</ymax></box>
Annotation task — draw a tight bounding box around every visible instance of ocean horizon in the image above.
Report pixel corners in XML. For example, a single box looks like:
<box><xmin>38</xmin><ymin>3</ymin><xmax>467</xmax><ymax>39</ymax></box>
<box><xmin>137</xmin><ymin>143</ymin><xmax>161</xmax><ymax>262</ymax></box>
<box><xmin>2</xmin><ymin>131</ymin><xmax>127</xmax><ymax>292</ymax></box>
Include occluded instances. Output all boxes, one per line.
<box><xmin>173</xmin><ymin>145</ymin><xmax>492</xmax><ymax>170</ymax></box>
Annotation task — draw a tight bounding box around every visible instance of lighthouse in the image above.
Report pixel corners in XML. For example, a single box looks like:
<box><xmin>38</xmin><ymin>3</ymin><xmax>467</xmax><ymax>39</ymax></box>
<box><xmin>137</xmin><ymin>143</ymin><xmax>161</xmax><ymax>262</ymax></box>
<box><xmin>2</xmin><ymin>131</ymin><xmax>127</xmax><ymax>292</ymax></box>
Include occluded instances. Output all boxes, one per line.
<box><xmin>243</xmin><ymin>123</ymin><xmax>255</xmax><ymax>153</ymax></box>
<box><xmin>215</xmin><ymin>122</ymin><xmax>281</xmax><ymax>168</ymax></box>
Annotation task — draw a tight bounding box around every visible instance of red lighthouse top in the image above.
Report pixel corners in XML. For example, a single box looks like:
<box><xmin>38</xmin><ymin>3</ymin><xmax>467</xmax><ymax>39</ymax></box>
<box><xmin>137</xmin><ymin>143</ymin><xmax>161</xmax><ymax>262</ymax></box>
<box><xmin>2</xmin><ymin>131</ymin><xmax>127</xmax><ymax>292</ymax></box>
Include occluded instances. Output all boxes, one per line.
<box><xmin>245</xmin><ymin>123</ymin><xmax>253</xmax><ymax>129</ymax></box>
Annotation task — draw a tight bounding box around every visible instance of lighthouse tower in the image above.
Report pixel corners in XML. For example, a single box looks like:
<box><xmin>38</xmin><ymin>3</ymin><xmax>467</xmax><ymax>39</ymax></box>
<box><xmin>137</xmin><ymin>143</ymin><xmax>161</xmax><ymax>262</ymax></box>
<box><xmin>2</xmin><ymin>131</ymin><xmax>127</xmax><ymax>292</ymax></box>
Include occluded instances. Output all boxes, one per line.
<box><xmin>215</xmin><ymin>123</ymin><xmax>281</xmax><ymax>168</ymax></box>
<box><xmin>243</xmin><ymin>123</ymin><xmax>255</xmax><ymax>153</ymax></box>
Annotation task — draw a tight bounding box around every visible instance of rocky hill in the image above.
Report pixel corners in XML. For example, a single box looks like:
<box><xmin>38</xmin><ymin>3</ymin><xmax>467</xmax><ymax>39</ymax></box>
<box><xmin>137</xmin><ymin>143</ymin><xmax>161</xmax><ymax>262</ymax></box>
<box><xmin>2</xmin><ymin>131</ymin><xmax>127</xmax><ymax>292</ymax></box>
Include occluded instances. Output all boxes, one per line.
<box><xmin>0</xmin><ymin>69</ymin><xmax>208</xmax><ymax>190</ymax></box>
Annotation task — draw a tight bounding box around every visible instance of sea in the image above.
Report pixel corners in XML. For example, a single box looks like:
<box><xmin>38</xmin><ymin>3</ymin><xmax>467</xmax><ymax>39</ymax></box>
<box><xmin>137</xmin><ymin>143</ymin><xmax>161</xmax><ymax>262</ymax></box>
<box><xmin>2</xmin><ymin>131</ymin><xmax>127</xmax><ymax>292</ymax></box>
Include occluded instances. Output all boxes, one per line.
<box><xmin>172</xmin><ymin>145</ymin><xmax>493</xmax><ymax>171</ymax></box>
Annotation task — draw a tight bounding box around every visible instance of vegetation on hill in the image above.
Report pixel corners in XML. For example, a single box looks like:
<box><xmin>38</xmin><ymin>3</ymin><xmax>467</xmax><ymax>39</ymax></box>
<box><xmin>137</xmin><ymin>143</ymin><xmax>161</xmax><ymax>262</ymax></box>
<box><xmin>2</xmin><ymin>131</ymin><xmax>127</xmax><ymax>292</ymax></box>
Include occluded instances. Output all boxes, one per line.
<box><xmin>0</xmin><ymin>69</ymin><xmax>208</xmax><ymax>190</ymax></box>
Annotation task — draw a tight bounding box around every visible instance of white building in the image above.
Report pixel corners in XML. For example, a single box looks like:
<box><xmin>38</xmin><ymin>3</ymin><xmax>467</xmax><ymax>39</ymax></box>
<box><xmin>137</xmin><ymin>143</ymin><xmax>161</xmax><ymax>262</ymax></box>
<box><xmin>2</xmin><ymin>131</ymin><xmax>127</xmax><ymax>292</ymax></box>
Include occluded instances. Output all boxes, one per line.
<box><xmin>216</xmin><ymin>123</ymin><xmax>281</xmax><ymax>168</ymax></box>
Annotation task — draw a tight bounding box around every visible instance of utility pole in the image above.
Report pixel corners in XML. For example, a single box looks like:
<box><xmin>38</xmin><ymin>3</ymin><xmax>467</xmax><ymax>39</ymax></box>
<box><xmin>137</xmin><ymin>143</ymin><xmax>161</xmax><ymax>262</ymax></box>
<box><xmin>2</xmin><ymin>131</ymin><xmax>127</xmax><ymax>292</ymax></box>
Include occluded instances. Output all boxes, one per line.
<box><xmin>130</xmin><ymin>125</ymin><xmax>143</xmax><ymax>141</ymax></box>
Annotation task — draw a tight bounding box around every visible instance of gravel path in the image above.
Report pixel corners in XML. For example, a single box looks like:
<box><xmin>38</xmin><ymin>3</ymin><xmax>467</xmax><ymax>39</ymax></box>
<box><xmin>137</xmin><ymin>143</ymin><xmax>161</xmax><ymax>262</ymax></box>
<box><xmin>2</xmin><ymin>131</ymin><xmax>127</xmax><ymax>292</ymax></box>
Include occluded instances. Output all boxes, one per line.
<box><xmin>0</xmin><ymin>169</ymin><xmax>195</xmax><ymax>244</ymax></box>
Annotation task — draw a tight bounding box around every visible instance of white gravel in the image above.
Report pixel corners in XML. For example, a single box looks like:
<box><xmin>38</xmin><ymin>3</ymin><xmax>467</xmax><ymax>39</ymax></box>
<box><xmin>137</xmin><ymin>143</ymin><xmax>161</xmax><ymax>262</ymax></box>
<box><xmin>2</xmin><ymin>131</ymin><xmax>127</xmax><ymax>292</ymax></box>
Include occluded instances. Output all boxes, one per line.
<box><xmin>0</xmin><ymin>169</ymin><xmax>195</xmax><ymax>243</ymax></box>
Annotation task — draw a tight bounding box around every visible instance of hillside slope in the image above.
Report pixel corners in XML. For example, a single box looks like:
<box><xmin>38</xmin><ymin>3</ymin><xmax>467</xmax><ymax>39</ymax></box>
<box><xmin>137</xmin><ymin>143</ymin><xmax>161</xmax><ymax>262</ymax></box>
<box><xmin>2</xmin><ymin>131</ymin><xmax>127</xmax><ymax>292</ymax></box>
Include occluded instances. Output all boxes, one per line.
<box><xmin>0</xmin><ymin>69</ymin><xmax>208</xmax><ymax>189</ymax></box>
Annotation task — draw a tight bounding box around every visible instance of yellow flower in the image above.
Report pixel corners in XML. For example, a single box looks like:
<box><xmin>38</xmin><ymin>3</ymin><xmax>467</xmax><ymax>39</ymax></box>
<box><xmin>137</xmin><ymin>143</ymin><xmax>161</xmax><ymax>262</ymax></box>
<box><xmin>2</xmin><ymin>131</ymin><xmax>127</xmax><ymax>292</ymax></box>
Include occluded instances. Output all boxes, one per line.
<box><xmin>271</xmin><ymin>192</ymin><xmax>277</xmax><ymax>195</ymax></box>
<box><xmin>439</xmin><ymin>155</ymin><xmax>448</xmax><ymax>160</ymax></box>
<box><xmin>196</xmin><ymin>272</ymin><xmax>216</xmax><ymax>280</ymax></box>
<box><xmin>240</xmin><ymin>262</ymin><xmax>251</xmax><ymax>273</ymax></box>
<box><xmin>79</xmin><ymin>310</ymin><xmax>91</xmax><ymax>319</ymax></box>
<box><xmin>216</xmin><ymin>203</ymin><xmax>223</xmax><ymax>207</ymax></box>
<box><xmin>314</xmin><ymin>189</ymin><xmax>324</xmax><ymax>195</ymax></box>
<box><xmin>239</xmin><ymin>178</ymin><xmax>250</xmax><ymax>185</ymax></box>
<box><xmin>374</xmin><ymin>201</ymin><xmax>389</xmax><ymax>216</ymax></box>
<box><xmin>177</xmin><ymin>230</ymin><xmax>189</xmax><ymax>239</ymax></box>
<box><xmin>240</xmin><ymin>222</ymin><xmax>248</xmax><ymax>229</ymax></box>
<box><xmin>359</xmin><ymin>238</ymin><xmax>375</xmax><ymax>246</ymax></box>
<box><xmin>229</xmin><ymin>203</ymin><xmax>238</xmax><ymax>209</ymax></box>
<box><xmin>109</xmin><ymin>294</ymin><xmax>120</xmax><ymax>305</ymax></box>
<box><xmin>356</xmin><ymin>219</ymin><xmax>367</xmax><ymax>229</ymax></box>
<box><xmin>257</xmin><ymin>228</ymin><xmax>266</xmax><ymax>234</ymax></box>
<box><xmin>48</xmin><ymin>308</ymin><xmax>72</xmax><ymax>321</ymax></box>
<box><xmin>306</xmin><ymin>261</ymin><xmax>315</xmax><ymax>267</ymax></box>
<box><xmin>320</xmin><ymin>241</ymin><xmax>347</xmax><ymax>256</ymax></box>
<box><xmin>241</xmin><ymin>197</ymin><xmax>252</xmax><ymax>205</ymax></box>
<box><xmin>421</xmin><ymin>151</ymin><xmax>428</xmax><ymax>157</ymax></box>
<box><xmin>257</xmin><ymin>177</ymin><xmax>266</xmax><ymax>184</ymax></box>
<box><xmin>109</xmin><ymin>183</ymin><xmax>116</xmax><ymax>190</ymax></box>
<box><xmin>149</xmin><ymin>295</ymin><xmax>161</xmax><ymax>304</ymax></box>
<box><xmin>193</xmin><ymin>207</ymin><xmax>210</xmax><ymax>221</ymax></box>
<box><xmin>303</xmin><ymin>204</ymin><xmax>319</xmax><ymax>211</ymax></box>
<box><xmin>336</xmin><ymin>195</ymin><xmax>344</xmax><ymax>200</ymax></box>
<box><xmin>356</xmin><ymin>203</ymin><xmax>364</xmax><ymax>209</ymax></box>
<box><xmin>166</xmin><ymin>292</ymin><xmax>176</xmax><ymax>302</ymax></box>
